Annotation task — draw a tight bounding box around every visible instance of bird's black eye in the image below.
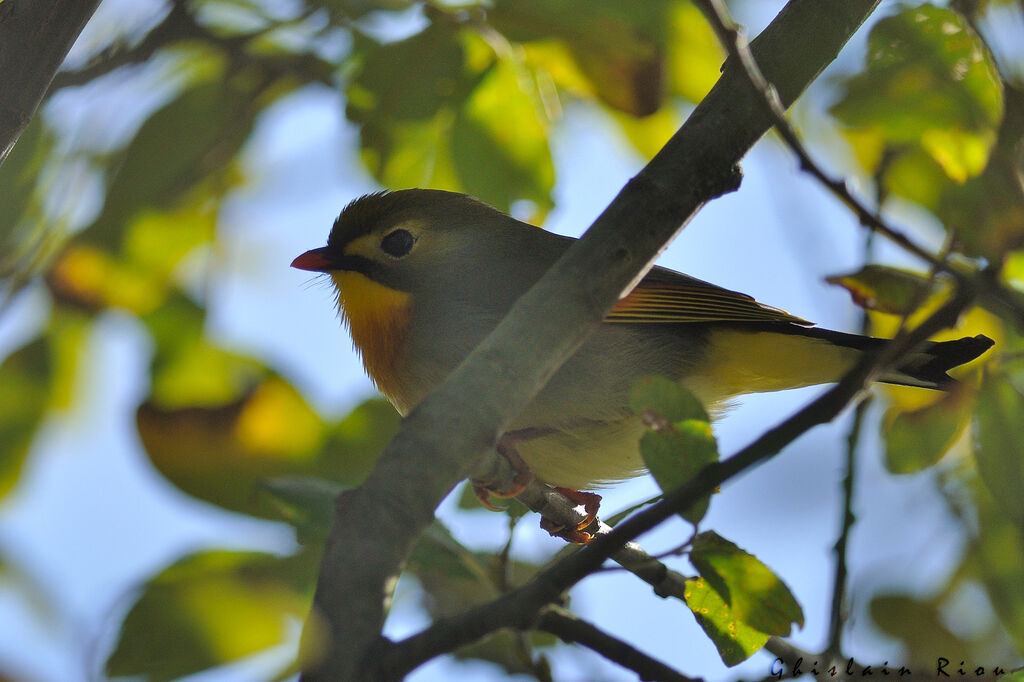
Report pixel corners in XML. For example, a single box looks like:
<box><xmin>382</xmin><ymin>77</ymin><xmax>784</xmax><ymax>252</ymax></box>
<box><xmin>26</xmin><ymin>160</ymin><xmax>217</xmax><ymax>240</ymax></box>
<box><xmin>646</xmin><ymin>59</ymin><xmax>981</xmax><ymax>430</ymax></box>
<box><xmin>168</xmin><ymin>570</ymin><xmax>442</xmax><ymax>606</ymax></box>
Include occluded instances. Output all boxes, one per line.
<box><xmin>380</xmin><ymin>229</ymin><xmax>415</xmax><ymax>258</ymax></box>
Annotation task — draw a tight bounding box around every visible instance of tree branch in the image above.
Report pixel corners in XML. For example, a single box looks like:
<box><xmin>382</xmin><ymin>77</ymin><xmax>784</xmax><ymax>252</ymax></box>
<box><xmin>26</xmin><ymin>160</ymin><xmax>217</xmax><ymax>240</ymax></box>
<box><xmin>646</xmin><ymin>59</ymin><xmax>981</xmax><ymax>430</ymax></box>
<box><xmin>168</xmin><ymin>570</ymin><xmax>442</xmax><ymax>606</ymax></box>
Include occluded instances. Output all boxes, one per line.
<box><xmin>0</xmin><ymin>0</ymin><xmax>102</xmax><ymax>164</ymax></box>
<box><xmin>535</xmin><ymin>606</ymin><xmax>699</xmax><ymax>682</ymax></box>
<box><xmin>693</xmin><ymin>0</ymin><xmax>1024</xmax><ymax>327</ymax></box>
<box><xmin>371</xmin><ymin>283</ymin><xmax>974</xmax><ymax>680</ymax></box>
<box><xmin>299</xmin><ymin>1</ymin><xmax>883</xmax><ymax>679</ymax></box>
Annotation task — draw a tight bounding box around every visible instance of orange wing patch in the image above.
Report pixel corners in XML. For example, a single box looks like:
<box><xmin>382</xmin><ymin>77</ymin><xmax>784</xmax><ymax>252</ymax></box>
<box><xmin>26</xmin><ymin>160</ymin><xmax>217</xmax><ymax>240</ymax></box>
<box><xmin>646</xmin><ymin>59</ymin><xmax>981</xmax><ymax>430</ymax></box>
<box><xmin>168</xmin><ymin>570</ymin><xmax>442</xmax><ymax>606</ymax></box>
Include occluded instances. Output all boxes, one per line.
<box><xmin>606</xmin><ymin>280</ymin><xmax>810</xmax><ymax>326</ymax></box>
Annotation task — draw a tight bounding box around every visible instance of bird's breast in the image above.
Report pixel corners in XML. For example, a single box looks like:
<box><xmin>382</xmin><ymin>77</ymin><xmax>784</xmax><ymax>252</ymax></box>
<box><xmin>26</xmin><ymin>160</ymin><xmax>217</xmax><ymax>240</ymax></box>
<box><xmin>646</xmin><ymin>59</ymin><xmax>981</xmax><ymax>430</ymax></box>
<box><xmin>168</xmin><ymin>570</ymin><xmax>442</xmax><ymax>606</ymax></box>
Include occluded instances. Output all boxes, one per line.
<box><xmin>331</xmin><ymin>271</ymin><xmax>412</xmax><ymax>408</ymax></box>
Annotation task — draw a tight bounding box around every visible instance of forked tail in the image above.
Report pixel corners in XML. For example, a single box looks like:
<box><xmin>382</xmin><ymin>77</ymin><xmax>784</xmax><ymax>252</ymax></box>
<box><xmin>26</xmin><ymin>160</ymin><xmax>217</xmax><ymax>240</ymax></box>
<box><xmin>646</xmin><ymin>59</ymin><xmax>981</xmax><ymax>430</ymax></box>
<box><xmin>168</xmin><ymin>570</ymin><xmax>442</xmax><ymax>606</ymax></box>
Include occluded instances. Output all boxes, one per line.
<box><xmin>880</xmin><ymin>334</ymin><xmax>994</xmax><ymax>389</ymax></box>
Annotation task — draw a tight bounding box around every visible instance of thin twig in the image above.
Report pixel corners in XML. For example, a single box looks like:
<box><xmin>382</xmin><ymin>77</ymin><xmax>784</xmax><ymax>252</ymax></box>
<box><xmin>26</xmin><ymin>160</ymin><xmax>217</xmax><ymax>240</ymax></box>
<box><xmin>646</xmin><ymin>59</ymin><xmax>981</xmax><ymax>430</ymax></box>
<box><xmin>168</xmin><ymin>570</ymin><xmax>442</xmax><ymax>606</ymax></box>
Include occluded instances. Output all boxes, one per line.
<box><xmin>535</xmin><ymin>606</ymin><xmax>699</xmax><ymax>682</ymax></box>
<box><xmin>693</xmin><ymin>0</ymin><xmax>1024</xmax><ymax>327</ymax></box>
<box><xmin>826</xmin><ymin>395</ymin><xmax>869</xmax><ymax>655</ymax></box>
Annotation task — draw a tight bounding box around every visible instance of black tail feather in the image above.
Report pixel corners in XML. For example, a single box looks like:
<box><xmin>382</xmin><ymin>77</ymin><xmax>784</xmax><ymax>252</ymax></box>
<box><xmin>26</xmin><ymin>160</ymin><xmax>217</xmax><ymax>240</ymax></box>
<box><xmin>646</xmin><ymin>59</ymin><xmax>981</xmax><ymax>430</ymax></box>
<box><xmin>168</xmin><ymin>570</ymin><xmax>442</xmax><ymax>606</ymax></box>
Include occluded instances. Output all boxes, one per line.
<box><xmin>884</xmin><ymin>334</ymin><xmax>995</xmax><ymax>389</ymax></box>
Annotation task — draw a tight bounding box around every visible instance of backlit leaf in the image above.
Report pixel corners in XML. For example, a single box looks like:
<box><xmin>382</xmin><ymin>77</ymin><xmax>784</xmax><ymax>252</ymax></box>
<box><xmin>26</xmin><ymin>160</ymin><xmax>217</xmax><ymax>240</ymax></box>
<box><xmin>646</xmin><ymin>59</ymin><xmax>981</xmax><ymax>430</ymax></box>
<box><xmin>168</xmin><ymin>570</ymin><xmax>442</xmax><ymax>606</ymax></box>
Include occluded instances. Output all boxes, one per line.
<box><xmin>46</xmin><ymin>244</ymin><xmax>166</xmax><ymax>314</ymax></box>
<box><xmin>452</xmin><ymin>55</ymin><xmax>554</xmax><ymax>211</ymax></box>
<box><xmin>138</xmin><ymin>382</ymin><xmax>395</xmax><ymax>521</ymax></box>
<box><xmin>142</xmin><ymin>294</ymin><xmax>263</xmax><ymax>408</ymax></box>
<box><xmin>683</xmin><ymin>576</ymin><xmax>768</xmax><ymax>667</ymax></box>
<box><xmin>666</xmin><ymin>1</ymin><xmax>723</xmax><ymax>104</ymax></box>
<box><xmin>826</xmin><ymin>264</ymin><xmax>940</xmax><ymax>315</ymax></box>
<box><xmin>882</xmin><ymin>381</ymin><xmax>972</xmax><ymax>474</ymax></box>
<box><xmin>349</xmin><ymin>24</ymin><xmax>554</xmax><ymax>212</ymax></box>
<box><xmin>690</xmin><ymin>531</ymin><xmax>804</xmax><ymax>637</ymax></box>
<box><xmin>105</xmin><ymin>550</ymin><xmax>317</xmax><ymax>681</ymax></box>
<box><xmin>137</xmin><ymin>376</ymin><xmax>325</xmax><ymax>518</ymax></box>
<box><xmin>488</xmin><ymin>0</ymin><xmax>669</xmax><ymax>116</ymax></box>
<box><xmin>832</xmin><ymin>5</ymin><xmax>1003</xmax><ymax>183</ymax></box>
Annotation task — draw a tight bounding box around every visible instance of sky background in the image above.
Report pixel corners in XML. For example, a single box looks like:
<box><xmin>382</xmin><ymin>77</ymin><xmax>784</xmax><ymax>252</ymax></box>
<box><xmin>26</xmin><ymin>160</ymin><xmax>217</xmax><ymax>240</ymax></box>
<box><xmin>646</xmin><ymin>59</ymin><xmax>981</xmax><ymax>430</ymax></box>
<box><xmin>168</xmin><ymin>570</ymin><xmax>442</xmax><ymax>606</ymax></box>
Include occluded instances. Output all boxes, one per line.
<box><xmin>0</xmin><ymin>1</ymin><xmax>982</xmax><ymax>680</ymax></box>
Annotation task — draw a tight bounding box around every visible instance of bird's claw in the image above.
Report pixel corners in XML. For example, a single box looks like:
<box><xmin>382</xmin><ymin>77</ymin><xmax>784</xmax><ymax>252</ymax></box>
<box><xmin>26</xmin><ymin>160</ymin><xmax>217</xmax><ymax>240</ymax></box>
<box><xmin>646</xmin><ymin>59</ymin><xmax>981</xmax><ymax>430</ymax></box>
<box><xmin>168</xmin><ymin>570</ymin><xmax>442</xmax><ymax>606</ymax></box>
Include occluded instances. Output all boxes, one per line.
<box><xmin>540</xmin><ymin>488</ymin><xmax>603</xmax><ymax>544</ymax></box>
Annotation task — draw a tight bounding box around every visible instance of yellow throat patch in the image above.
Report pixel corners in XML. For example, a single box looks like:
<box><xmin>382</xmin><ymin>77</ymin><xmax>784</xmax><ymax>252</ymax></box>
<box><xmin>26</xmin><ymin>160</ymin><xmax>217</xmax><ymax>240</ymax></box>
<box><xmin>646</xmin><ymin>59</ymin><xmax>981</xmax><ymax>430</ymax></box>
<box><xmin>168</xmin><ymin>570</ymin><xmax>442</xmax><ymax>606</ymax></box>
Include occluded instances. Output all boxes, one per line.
<box><xmin>331</xmin><ymin>271</ymin><xmax>410</xmax><ymax>402</ymax></box>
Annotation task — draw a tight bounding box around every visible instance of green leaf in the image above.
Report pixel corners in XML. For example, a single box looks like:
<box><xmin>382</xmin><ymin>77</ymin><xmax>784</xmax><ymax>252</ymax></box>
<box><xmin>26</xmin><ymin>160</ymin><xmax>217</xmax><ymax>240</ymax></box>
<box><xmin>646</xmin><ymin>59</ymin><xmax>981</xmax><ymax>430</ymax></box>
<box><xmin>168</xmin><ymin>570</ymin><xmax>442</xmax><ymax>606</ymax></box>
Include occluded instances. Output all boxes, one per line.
<box><xmin>105</xmin><ymin>550</ymin><xmax>317</xmax><ymax>681</ymax></box>
<box><xmin>347</xmin><ymin>25</ymin><xmax>471</xmax><ymax>124</ymax></box>
<box><xmin>638</xmin><ymin>421</ymin><xmax>716</xmax><ymax>524</ymax></box>
<box><xmin>690</xmin><ymin>531</ymin><xmax>804</xmax><ymax>637</ymax></box>
<box><xmin>629</xmin><ymin>374</ymin><xmax>709</xmax><ymax>423</ymax></box>
<box><xmin>937</xmin><ymin>105</ymin><xmax>1024</xmax><ymax>262</ymax></box>
<box><xmin>348</xmin><ymin>25</ymin><xmax>474</xmax><ymax>195</ymax></box>
<box><xmin>883</xmin><ymin>382</ymin><xmax>972</xmax><ymax>474</ymax></box>
<box><xmin>137</xmin><ymin>376</ymin><xmax>326</xmax><ymax>519</ymax></box>
<box><xmin>631</xmin><ymin>376</ymin><xmax>715</xmax><ymax>523</ymax></box>
<box><xmin>683</xmin><ymin>576</ymin><xmax>769</xmax><ymax>667</ymax></box>
<box><xmin>832</xmin><ymin>4</ymin><xmax>1003</xmax><ymax>182</ymax></box>
<box><xmin>349</xmin><ymin>25</ymin><xmax>554</xmax><ymax>212</ymax></box>
<box><xmin>826</xmin><ymin>264</ymin><xmax>940</xmax><ymax>315</ymax></box>
<box><xmin>0</xmin><ymin>338</ymin><xmax>51</xmax><ymax>499</ymax></box>
<box><xmin>137</xmin><ymin>367</ymin><xmax>396</xmax><ymax>522</ymax></box>
<box><xmin>973</xmin><ymin>371</ymin><xmax>1024</xmax><ymax>526</ymax></box>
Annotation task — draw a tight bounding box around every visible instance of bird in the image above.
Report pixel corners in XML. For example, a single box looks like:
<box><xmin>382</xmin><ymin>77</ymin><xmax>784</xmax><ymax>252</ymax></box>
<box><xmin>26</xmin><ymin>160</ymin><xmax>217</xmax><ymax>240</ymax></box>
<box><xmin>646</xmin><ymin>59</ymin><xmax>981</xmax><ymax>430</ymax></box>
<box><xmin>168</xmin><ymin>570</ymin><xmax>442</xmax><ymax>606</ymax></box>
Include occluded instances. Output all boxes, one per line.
<box><xmin>292</xmin><ymin>189</ymin><xmax>993</xmax><ymax>534</ymax></box>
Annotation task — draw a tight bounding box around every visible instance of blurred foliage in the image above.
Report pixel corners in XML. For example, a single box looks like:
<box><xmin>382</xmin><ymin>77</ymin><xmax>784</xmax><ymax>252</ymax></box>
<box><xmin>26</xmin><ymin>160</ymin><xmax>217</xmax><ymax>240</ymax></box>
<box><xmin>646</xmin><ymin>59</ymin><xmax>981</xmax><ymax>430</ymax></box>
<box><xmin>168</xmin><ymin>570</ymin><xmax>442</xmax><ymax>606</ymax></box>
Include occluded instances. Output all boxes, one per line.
<box><xmin>0</xmin><ymin>0</ymin><xmax>1023</xmax><ymax>679</ymax></box>
<box><xmin>105</xmin><ymin>549</ymin><xmax>320</xmax><ymax>680</ymax></box>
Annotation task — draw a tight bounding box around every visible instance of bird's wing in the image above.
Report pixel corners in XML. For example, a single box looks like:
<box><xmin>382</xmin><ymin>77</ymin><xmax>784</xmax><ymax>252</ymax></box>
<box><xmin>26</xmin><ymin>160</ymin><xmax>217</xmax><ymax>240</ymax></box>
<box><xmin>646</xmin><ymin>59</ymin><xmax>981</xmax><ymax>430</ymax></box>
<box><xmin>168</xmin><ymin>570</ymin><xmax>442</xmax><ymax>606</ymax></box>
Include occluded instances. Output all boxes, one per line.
<box><xmin>605</xmin><ymin>266</ymin><xmax>812</xmax><ymax>326</ymax></box>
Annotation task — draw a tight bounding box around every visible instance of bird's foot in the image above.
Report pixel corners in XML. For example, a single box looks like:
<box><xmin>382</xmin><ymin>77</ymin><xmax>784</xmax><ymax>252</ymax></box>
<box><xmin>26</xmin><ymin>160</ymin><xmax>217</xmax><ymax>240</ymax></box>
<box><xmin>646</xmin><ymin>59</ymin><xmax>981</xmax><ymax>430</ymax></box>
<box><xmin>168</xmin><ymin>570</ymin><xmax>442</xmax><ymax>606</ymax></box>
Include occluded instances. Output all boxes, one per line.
<box><xmin>540</xmin><ymin>488</ymin><xmax>603</xmax><ymax>544</ymax></box>
<box><xmin>471</xmin><ymin>437</ymin><xmax>533</xmax><ymax>511</ymax></box>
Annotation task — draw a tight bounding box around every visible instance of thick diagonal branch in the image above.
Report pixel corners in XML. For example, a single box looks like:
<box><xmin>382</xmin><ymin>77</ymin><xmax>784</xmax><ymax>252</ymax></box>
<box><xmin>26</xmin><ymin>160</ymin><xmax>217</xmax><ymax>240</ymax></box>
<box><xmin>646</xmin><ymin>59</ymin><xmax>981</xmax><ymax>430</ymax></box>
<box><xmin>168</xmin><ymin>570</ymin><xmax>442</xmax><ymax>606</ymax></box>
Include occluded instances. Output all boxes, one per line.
<box><xmin>0</xmin><ymin>0</ymin><xmax>101</xmax><ymax>164</ymax></box>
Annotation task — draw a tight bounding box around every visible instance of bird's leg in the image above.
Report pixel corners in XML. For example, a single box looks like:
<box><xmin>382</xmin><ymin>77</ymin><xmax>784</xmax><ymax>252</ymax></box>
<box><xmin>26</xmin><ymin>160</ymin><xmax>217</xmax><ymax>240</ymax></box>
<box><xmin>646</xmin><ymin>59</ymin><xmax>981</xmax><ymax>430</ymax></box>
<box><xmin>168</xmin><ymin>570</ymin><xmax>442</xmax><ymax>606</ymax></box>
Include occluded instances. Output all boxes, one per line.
<box><xmin>470</xmin><ymin>429</ymin><xmax>604</xmax><ymax>544</ymax></box>
<box><xmin>471</xmin><ymin>432</ymin><xmax>535</xmax><ymax>510</ymax></box>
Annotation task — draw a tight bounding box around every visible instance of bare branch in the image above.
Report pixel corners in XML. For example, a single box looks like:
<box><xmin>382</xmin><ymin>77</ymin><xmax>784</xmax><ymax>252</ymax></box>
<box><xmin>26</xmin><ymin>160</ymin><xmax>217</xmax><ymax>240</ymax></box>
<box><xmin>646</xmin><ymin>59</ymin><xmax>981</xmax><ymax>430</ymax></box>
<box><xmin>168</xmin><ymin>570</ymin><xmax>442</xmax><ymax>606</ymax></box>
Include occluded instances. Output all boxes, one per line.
<box><xmin>535</xmin><ymin>606</ymin><xmax>699</xmax><ymax>682</ymax></box>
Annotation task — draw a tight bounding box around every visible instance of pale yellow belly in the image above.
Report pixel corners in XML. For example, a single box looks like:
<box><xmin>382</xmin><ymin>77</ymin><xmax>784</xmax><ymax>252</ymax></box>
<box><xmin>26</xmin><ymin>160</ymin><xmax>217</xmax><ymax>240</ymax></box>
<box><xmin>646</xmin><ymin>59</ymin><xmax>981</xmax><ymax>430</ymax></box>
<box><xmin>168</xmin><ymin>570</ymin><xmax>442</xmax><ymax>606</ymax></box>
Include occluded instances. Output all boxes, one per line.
<box><xmin>514</xmin><ymin>418</ymin><xmax>648</xmax><ymax>490</ymax></box>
